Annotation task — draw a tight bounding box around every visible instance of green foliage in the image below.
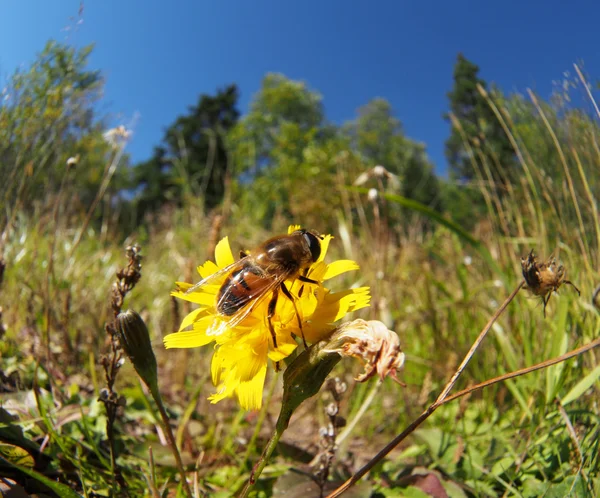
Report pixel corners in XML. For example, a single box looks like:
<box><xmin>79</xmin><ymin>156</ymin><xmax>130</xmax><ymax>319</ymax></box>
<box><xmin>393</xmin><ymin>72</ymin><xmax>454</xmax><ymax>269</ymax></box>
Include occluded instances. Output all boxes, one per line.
<box><xmin>0</xmin><ymin>40</ymin><xmax>118</xmax><ymax>217</ymax></box>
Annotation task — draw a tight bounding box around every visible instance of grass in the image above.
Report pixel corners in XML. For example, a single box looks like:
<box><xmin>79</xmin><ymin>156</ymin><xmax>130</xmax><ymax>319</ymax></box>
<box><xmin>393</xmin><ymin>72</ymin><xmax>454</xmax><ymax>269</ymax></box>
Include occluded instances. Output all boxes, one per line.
<box><xmin>1</xmin><ymin>74</ymin><xmax>600</xmax><ymax>497</ymax></box>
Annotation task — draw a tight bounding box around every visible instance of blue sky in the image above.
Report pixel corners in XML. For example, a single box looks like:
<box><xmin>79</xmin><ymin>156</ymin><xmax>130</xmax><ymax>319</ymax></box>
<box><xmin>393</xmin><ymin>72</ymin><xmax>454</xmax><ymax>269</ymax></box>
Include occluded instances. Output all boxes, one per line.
<box><xmin>1</xmin><ymin>1</ymin><xmax>598</xmax><ymax>176</ymax></box>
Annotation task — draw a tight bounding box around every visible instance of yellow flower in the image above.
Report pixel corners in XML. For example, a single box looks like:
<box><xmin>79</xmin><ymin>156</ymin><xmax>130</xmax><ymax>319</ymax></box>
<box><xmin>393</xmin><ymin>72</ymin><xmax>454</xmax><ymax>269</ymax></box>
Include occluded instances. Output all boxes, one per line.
<box><xmin>163</xmin><ymin>226</ymin><xmax>370</xmax><ymax>410</ymax></box>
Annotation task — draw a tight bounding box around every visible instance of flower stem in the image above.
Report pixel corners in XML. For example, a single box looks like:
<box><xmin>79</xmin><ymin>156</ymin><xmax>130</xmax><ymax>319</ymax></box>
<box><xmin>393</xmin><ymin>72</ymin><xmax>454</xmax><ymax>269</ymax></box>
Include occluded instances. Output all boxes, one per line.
<box><xmin>148</xmin><ymin>383</ymin><xmax>193</xmax><ymax>498</ymax></box>
<box><xmin>239</xmin><ymin>411</ymin><xmax>289</xmax><ymax>498</ymax></box>
<box><xmin>240</xmin><ymin>341</ymin><xmax>342</xmax><ymax>496</ymax></box>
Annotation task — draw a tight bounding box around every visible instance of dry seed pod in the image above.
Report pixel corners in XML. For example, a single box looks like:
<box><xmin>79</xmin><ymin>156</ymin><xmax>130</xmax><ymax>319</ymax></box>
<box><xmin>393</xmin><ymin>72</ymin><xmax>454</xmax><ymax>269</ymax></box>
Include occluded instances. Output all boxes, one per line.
<box><xmin>521</xmin><ymin>250</ymin><xmax>580</xmax><ymax>316</ymax></box>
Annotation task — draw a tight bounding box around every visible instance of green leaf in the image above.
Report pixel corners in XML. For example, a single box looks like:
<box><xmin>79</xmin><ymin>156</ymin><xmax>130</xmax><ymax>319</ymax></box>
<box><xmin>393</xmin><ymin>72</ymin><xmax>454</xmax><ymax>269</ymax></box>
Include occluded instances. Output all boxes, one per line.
<box><xmin>561</xmin><ymin>365</ymin><xmax>600</xmax><ymax>405</ymax></box>
<box><xmin>0</xmin><ymin>454</ymin><xmax>83</xmax><ymax>498</ymax></box>
<box><xmin>0</xmin><ymin>443</ymin><xmax>34</xmax><ymax>467</ymax></box>
<box><xmin>545</xmin><ymin>302</ymin><xmax>569</xmax><ymax>403</ymax></box>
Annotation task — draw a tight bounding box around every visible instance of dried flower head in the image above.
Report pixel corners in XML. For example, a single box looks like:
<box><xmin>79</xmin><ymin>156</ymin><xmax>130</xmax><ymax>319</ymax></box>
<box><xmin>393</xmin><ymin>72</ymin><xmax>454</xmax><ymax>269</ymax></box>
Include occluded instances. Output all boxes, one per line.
<box><xmin>521</xmin><ymin>249</ymin><xmax>580</xmax><ymax>316</ymax></box>
<box><xmin>103</xmin><ymin>125</ymin><xmax>131</xmax><ymax>148</ymax></box>
<box><xmin>367</xmin><ymin>188</ymin><xmax>379</xmax><ymax>203</ymax></box>
<box><xmin>66</xmin><ymin>155</ymin><xmax>80</xmax><ymax>168</ymax></box>
<box><xmin>353</xmin><ymin>164</ymin><xmax>400</xmax><ymax>189</ymax></box>
<box><xmin>325</xmin><ymin>319</ymin><xmax>405</xmax><ymax>382</ymax></box>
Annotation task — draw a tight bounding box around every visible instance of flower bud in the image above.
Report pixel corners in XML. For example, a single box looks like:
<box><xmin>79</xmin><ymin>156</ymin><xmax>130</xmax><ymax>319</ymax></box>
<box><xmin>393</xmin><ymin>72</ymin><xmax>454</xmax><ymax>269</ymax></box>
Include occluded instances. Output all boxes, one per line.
<box><xmin>116</xmin><ymin>310</ymin><xmax>158</xmax><ymax>391</ymax></box>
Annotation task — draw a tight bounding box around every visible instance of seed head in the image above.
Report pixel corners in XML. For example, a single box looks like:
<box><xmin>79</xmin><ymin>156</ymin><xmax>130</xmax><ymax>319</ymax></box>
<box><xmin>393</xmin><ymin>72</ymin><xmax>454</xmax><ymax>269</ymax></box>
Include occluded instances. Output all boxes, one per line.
<box><xmin>521</xmin><ymin>250</ymin><xmax>580</xmax><ymax>316</ymax></box>
<box><xmin>325</xmin><ymin>319</ymin><xmax>405</xmax><ymax>383</ymax></box>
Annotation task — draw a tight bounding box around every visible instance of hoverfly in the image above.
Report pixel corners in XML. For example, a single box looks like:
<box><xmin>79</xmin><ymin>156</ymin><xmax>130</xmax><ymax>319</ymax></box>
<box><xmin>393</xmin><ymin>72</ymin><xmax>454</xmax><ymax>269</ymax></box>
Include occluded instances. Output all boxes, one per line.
<box><xmin>184</xmin><ymin>229</ymin><xmax>323</xmax><ymax>348</ymax></box>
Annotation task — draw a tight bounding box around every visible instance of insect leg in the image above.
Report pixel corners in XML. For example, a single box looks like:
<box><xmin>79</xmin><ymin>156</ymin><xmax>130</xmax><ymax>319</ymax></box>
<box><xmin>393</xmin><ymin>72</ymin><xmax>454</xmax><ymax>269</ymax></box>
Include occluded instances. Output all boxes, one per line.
<box><xmin>267</xmin><ymin>289</ymin><xmax>279</xmax><ymax>350</ymax></box>
<box><xmin>298</xmin><ymin>275</ymin><xmax>319</xmax><ymax>284</ymax></box>
<box><xmin>281</xmin><ymin>282</ymin><xmax>308</xmax><ymax>348</ymax></box>
<box><xmin>564</xmin><ymin>280</ymin><xmax>581</xmax><ymax>296</ymax></box>
<box><xmin>542</xmin><ymin>294</ymin><xmax>550</xmax><ymax>318</ymax></box>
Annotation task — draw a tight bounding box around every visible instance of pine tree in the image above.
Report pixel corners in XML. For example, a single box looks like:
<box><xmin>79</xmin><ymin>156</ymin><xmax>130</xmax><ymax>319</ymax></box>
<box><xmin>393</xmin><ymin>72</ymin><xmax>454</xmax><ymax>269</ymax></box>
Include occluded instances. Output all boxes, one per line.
<box><xmin>444</xmin><ymin>54</ymin><xmax>515</xmax><ymax>189</ymax></box>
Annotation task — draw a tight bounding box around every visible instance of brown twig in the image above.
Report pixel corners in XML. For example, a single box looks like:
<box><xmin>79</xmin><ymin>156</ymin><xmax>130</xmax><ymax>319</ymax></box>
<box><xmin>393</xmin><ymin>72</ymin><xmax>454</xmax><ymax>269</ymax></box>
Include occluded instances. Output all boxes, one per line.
<box><xmin>327</xmin><ymin>281</ymin><xmax>524</xmax><ymax>497</ymax></box>
<box><xmin>99</xmin><ymin>244</ymin><xmax>142</xmax><ymax>493</ymax></box>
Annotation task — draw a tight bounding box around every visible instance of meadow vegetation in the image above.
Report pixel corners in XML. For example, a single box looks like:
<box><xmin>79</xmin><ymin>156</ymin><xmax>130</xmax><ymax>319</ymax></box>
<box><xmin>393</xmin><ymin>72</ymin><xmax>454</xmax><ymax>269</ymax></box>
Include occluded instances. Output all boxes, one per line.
<box><xmin>0</xmin><ymin>40</ymin><xmax>599</xmax><ymax>497</ymax></box>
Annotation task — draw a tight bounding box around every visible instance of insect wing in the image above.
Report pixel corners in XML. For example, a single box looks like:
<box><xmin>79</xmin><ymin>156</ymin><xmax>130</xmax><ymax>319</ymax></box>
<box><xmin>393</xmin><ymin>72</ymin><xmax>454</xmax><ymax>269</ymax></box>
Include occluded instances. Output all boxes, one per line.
<box><xmin>183</xmin><ymin>256</ymin><xmax>250</xmax><ymax>295</ymax></box>
<box><xmin>216</xmin><ymin>272</ymin><xmax>288</xmax><ymax>330</ymax></box>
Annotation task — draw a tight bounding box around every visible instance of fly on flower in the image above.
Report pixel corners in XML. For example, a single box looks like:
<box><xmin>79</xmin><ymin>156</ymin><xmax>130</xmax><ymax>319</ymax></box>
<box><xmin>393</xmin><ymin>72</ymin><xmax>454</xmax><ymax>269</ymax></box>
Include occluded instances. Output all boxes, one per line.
<box><xmin>164</xmin><ymin>226</ymin><xmax>371</xmax><ymax>410</ymax></box>
<box><xmin>182</xmin><ymin>228</ymin><xmax>322</xmax><ymax>348</ymax></box>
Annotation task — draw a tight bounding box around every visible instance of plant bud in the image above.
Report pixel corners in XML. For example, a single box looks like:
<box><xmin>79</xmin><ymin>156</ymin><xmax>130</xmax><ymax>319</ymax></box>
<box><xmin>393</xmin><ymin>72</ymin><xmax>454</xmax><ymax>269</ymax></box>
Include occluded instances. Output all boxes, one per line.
<box><xmin>116</xmin><ymin>310</ymin><xmax>158</xmax><ymax>391</ymax></box>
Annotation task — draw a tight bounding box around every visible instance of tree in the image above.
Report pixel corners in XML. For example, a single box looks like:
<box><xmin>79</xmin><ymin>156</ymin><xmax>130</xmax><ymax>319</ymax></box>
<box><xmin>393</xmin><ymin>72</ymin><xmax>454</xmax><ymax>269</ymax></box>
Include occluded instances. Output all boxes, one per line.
<box><xmin>444</xmin><ymin>54</ymin><xmax>515</xmax><ymax>189</ymax></box>
<box><xmin>132</xmin><ymin>85</ymin><xmax>239</xmax><ymax>219</ymax></box>
<box><xmin>228</xmin><ymin>74</ymin><xmax>327</xmax><ymax>226</ymax></box>
<box><xmin>0</xmin><ymin>41</ymin><xmax>113</xmax><ymax>214</ymax></box>
<box><xmin>344</xmin><ymin>98</ymin><xmax>441</xmax><ymax>209</ymax></box>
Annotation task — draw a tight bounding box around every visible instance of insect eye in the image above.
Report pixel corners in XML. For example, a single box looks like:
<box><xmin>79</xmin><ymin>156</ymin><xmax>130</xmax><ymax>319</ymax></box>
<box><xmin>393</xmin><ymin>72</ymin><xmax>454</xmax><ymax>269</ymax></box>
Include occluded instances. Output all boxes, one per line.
<box><xmin>303</xmin><ymin>231</ymin><xmax>321</xmax><ymax>262</ymax></box>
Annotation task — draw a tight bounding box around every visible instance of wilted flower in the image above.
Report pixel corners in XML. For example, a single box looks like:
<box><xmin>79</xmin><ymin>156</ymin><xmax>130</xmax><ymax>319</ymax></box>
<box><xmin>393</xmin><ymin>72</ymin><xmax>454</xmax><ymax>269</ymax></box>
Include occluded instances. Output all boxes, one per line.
<box><xmin>367</xmin><ymin>188</ymin><xmax>379</xmax><ymax>203</ymax></box>
<box><xmin>66</xmin><ymin>155</ymin><xmax>80</xmax><ymax>168</ymax></box>
<box><xmin>164</xmin><ymin>226</ymin><xmax>371</xmax><ymax>410</ymax></box>
<box><xmin>354</xmin><ymin>164</ymin><xmax>400</xmax><ymax>189</ymax></box>
<box><xmin>324</xmin><ymin>319</ymin><xmax>405</xmax><ymax>382</ymax></box>
<box><xmin>521</xmin><ymin>249</ymin><xmax>580</xmax><ymax>316</ymax></box>
<box><xmin>103</xmin><ymin>125</ymin><xmax>131</xmax><ymax>148</ymax></box>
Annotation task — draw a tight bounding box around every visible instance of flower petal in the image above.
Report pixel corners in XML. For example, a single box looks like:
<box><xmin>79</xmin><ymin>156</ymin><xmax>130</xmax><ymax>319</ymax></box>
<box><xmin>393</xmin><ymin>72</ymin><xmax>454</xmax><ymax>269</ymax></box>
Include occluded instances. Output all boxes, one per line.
<box><xmin>317</xmin><ymin>235</ymin><xmax>333</xmax><ymax>262</ymax></box>
<box><xmin>235</xmin><ymin>363</ymin><xmax>267</xmax><ymax>410</ymax></box>
<box><xmin>323</xmin><ymin>260</ymin><xmax>360</xmax><ymax>280</ymax></box>
<box><xmin>163</xmin><ymin>328</ymin><xmax>215</xmax><ymax>349</ymax></box>
<box><xmin>171</xmin><ymin>289</ymin><xmax>216</xmax><ymax>306</ymax></box>
<box><xmin>268</xmin><ymin>333</ymin><xmax>298</xmax><ymax>361</ymax></box>
<box><xmin>215</xmin><ymin>236</ymin><xmax>235</xmax><ymax>268</ymax></box>
<box><xmin>197</xmin><ymin>260</ymin><xmax>220</xmax><ymax>279</ymax></box>
<box><xmin>178</xmin><ymin>308</ymin><xmax>205</xmax><ymax>331</ymax></box>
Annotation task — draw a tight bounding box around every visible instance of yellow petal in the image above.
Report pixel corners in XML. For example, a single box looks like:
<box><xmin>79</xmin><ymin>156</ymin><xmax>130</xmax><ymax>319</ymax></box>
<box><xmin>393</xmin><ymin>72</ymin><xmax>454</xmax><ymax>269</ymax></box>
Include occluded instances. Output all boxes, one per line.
<box><xmin>171</xmin><ymin>289</ymin><xmax>216</xmax><ymax>306</ymax></box>
<box><xmin>233</xmin><ymin>341</ymin><xmax>268</xmax><ymax>382</ymax></box>
<box><xmin>179</xmin><ymin>308</ymin><xmax>205</xmax><ymax>331</ymax></box>
<box><xmin>317</xmin><ymin>235</ymin><xmax>333</xmax><ymax>262</ymax></box>
<box><xmin>163</xmin><ymin>328</ymin><xmax>215</xmax><ymax>349</ymax></box>
<box><xmin>235</xmin><ymin>364</ymin><xmax>267</xmax><ymax>410</ymax></box>
<box><xmin>268</xmin><ymin>333</ymin><xmax>298</xmax><ymax>361</ymax></box>
<box><xmin>288</xmin><ymin>224</ymin><xmax>302</xmax><ymax>234</ymax></box>
<box><xmin>197</xmin><ymin>260</ymin><xmax>220</xmax><ymax>279</ymax></box>
<box><xmin>175</xmin><ymin>281</ymin><xmax>193</xmax><ymax>291</ymax></box>
<box><xmin>346</xmin><ymin>286</ymin><xmax>371</xmax><ymax>312</ymax></box>
<box><xmin>323</xmin><ymin>260</ymin><xmax>360</xmax><ymax>280</ymax></box>
<box><xmin>215</xmin><ymin>236</ymin><xmax>235</xmax><ymax>268</ymax></box>
<box><xmin>302</xmin><ymin>323</ymin><xmax>335</xmax><ymax>344</ymax></box>
<box><xmin>305</xmin><ymin>261</ymin><xmax>328</xmax><ymax>280</ymax></box>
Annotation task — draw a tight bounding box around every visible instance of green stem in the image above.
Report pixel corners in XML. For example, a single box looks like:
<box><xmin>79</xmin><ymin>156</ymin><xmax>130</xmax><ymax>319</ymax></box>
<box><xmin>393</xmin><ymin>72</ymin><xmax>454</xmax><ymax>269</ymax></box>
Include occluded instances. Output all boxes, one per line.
<box><xmin>239</xmin><ymin>410</ymin><xmax>290</xmax><ymax>498</ymax></box>
<box><xmin>149</xmin><ymin>383</ymin><xmax>193</xmax><ymax>498</ymax></box>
